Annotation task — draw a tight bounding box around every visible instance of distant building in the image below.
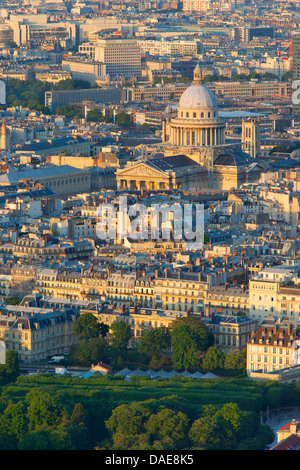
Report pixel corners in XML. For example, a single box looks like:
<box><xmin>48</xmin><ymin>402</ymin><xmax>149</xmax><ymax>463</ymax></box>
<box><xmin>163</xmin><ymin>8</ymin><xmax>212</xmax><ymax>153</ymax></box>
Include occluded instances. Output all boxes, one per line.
<box><xmin>292</xmin><ymin>32</ymin><xmax>300</xmax><ymax>115</ymax></box>
<box><xmin>0</xmin><ymin>165</ymin><xmax>91</xmax><ymax>196</ymax></box>
<box><xmin>183</xmin><ymin>0</ymin><xmax>211</xmax><ymax>12</ymax></box>
<box><xmin>45</xmin><ymin>87</ymin><xmax>126</xmax><ymax>112</ymax></box>
<box><xmin>207</xmin><ymin>313</ymin><xmax>258</xmax><ymax>353</ymax></box>
<box><xmin>0</xmin><ymin>306</ymin><xmax>78</xmax><ymax>363</ymax></box>
<box><xmin>276</xmin><ymin>420</ymin><xmax>300</xmax><ymax>444</ymax></box>
<box><xmin>93</xmin><ymin>38</ymin><xmax>142</xmax><ymax>79</ymax></box>
<box><xmin>247</xmin><ymin>317</ymin><xmax>300</xmax><ymax>379</ymax></box>
<box><xmin>241</xmin><ymin>118</ymin><xmax>261</xmax><ymax>159</ymax></box>
<box><xmin>270</xmin><ymin>433</ymin><xmax>300</xmax><ymax>450</ymax></box>
<box><xmin>61</xmin><ymin>58</ymin><xmax>107</xmax><ymax>85</ymax></box>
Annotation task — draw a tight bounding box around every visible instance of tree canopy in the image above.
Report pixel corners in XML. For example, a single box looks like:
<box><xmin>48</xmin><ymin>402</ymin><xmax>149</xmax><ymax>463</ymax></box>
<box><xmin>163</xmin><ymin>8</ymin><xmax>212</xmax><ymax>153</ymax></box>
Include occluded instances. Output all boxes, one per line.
<box><xmin>170</xmin><ymin>316</ymin><xmax>214</xmax><ymax>370</ymax></box>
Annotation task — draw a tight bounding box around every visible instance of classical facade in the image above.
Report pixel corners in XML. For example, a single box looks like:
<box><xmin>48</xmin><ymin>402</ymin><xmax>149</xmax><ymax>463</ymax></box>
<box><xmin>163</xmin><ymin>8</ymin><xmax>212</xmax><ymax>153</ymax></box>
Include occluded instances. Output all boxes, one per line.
<box><xmin>117</xmin><ymin>65</ymin><xmax>264</xmax><ymax>191</ymax></box>
<box><xmin>166</xmin><ymin>64</ymin><xmax>226</xmax><ymax>148</ymax></box>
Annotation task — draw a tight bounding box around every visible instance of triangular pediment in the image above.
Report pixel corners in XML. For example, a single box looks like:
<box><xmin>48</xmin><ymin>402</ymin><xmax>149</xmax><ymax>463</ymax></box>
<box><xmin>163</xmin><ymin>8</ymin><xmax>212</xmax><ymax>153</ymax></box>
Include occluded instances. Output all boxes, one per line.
<box><xmin>117</xmin><ymin>162</ymin><xmax>167</xmax><ymax>178</ymax></box>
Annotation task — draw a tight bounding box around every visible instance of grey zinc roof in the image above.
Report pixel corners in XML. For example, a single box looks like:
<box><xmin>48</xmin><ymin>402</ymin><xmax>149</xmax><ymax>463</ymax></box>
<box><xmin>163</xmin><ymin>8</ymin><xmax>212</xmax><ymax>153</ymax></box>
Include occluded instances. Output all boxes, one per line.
<box><xmin>0</xmin><ymin>165</ymin><xmax>83</xmax><ymax>184</ymax></box>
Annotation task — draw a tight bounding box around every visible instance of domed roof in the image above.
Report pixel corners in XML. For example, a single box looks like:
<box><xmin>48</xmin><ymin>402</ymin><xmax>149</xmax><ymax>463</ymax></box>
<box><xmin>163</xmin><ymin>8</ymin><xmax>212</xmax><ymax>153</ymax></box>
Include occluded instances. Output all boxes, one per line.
<box><xmin>179</xmin><ymin>84</ymin><xmax>218</xmax><ymax>110</ymax></box>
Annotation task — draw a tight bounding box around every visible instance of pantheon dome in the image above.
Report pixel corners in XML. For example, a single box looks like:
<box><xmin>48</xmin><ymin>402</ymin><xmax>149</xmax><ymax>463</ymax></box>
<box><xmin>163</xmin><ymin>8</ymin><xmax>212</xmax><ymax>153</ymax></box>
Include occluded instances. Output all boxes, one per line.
<box><xmin>166</xmin><ymin>64</ymin><xmax>225</xmax><ymax>147</ymax></box>
<box><xmin>179</xmin><ymin>81</ymin><xmax>218</xmax><ymax>110</ymax></box>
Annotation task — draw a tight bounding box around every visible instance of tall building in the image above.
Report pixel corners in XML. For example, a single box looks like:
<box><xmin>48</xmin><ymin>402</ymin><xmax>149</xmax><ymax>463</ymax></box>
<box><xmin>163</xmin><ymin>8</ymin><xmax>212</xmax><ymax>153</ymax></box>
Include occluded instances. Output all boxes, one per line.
<box><xmin>93</xmin><ymin>38</ymin><xmax>142</xmax><ymax>79</ymax></box>
<box><xmin>241</xmin><ymin>118</ymin><xmax>260</xmax><ymax>159</ymax></box>
<box><xmin>183</xmin><ymin>0</ymin><xmax>211</xmax><ymax>11</ymax></box>
<box><xmin>292</xmin><ymin>32</ymin><xmax>300</xmax><ymax>115</ymax></box>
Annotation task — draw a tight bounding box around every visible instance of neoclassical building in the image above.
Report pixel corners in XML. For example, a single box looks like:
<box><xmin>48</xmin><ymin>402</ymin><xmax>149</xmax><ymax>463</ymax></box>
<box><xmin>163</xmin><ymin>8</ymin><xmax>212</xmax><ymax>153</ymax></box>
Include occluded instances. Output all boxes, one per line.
<box><xmin>165</xmin><ymin>63</ymin><xmax>226</xmax><ymax>148</ymax></box>
<box><xmin>116</xmin><ymin>65</ymin><xmax>264</xmax><ymax>191</ymax></box>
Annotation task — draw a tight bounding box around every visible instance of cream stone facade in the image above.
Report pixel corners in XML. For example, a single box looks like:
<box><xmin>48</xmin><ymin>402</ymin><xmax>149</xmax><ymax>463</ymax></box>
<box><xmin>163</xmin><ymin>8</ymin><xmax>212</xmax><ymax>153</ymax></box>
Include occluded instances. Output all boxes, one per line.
<box><xmin>117</xmin><ymin>65</ymin><xmax>263</xmax><ymax>192</ymax></box>
<box><xmin>247</xmin><ymin>318</ymin><xmax>300</xmax><ymax>377</ymax></box>
<box><xmin>249</xmin><ymin>267</ymin><xmax>296</xmax><ymax>324</ymax></box>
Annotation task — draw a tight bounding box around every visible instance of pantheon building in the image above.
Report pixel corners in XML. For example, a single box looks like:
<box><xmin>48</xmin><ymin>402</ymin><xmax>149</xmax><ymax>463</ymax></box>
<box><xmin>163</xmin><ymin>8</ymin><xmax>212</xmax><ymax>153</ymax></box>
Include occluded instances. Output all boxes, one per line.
<box><xmin>117</xmin><ymin>65</ymin><xmax>264</xmax><ymax>191</ymax></box>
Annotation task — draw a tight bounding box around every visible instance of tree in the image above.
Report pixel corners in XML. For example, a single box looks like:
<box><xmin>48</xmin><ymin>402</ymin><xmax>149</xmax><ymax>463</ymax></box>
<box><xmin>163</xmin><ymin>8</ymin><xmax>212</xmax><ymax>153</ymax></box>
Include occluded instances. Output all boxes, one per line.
<box><xmin>109</xmin><ymin>321</ymin><xmax>132</xmax><ymax>354</ymax></box>
<box><xmin>170</xmin><ymin>316</ymin><xmax>214</xmax><ymax>370</ymax></box>
<box><xmin>115</xmin><ymin>111</ymin><xmax>131</xmax><ymax>127</ymax></box>
<box><xmin>18</xmin><ymin>429</ymin><xmax>72</xmax><ymax>450</ymax></box>
<box><xmin>0</xmin><ymin>433</ymin><xmax>18</xmax><ymax>450</ymax></box>
<box><xmin>26</xmin><ymin>391</ymin><xmax>66</xmax><ymax>433</ymax></box>
<box><xmin>63</xmin><ymin>403</ymin><xmax>90</xmax><ymax>450</ymax></box>
<box><xmin>87</xmin><ymin>109</ymin><xmax>111</xmax><ymax>123</ymax></box>
<box><xmin>171</xmin><ymin>326</ymin><xmax>201</xmax><ymax>370</ymax></box>
<box><xmin>0</xmin><ymin>401</ymin><xmax>28</xmax><ymax>441</ymax></box>
<box><xmin>189</xmin><ymin>415</ymin><xmax>226</xmax><ymax>450</ymax></box>
<box><xmin>237</xmin><ymin>424</ymin><xmax>275</xmax><ymax>450</ymax></box>
<box><xmin>145</xmin><ymin>408</ymin><xmax>189</xmax><ymax>449</ymax></box>
<box><xmin>106</xmin><ymin>402</ymin><xmax>151</xmax><ymax>438</ymax></box>
<box><xmin>137</xmin><ymin>327</ymin><xmax>171</xmax><ymax>361</ymax></box>
<box><xmin>6</xmin><ymin>297</ymin><xmax>21</xmax><ymax>305</ymax></box>
<box><xmin>70</xmin><ymin>403</ymin><xmax>86</xmax><ymax>427</ymax></box>
<box><xmin>224</xmin><ymin>349</ymin><xmax>246</xmax><ymax>371</ymax></box>
<box><xmin>202</xmin><ymin>345</ymin><xmax>226</xmax><ymax>370</ymax></box>
<box><xmin>55</xmin><ymin>104</ymin><xmax>77</xmax><ymax>118</ymax></box>
<box><xmin>5</xmin><ymin>350</ymin><xmax>19</xmax><ymax>379</ymax></box>
<box><xmin>67</xmin><ymin>337</ymin><xmax>107</xmax><ymax>366</ymax></box>
<box><xmin>73</xmin><ymin>313</ymin><xmax>101</xmax><ymax>340</ymax></box>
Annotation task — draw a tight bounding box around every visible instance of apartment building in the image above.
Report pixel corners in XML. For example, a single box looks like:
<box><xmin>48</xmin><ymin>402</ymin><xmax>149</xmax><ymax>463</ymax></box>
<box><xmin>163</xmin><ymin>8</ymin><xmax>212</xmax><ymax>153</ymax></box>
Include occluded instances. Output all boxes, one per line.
<box><xmin>5</xmin><ymin>238</ymin><xmax>95</xmax><ymax>264</ymax></box>
<box><xmin>183</xmin><ymin>0</ymin><xmax>211</xmax><ymax>12</ymax></box>
<box><xmin>81</xmin><ymin>303</ymin><xmax>187</xmax><ymax>346</ymax></box>
<box><xmin>207</xmin><ymin>313</ymin><xmax>257</xmax><ymax>353</ymax></box>
<box><xmin>249</xmin><ymin>267</ymin><xmax>296</xmax><ymax>324</ymax></box>
<box><xmin>0</xmin><ymin>306</ymin><xmax>78</xmax><ymax>363</ymax></box>
<box><xmin>67</xmin><ymin>217</ymin><xmax>97</xmax><ymax>239</ymax></box>
<box><xmin>206</xmin><ymin>283</ymin><xmax>249</xmax><ymax>316</ymax></box>
<box><xmin>106</xmin><ymin>270</ymin><xmax>137</xmax><ymax>304</ymax></box>
<box><xmin>36</xmin><ymin>267</ymin><xmax>108</xmax><ymax>301</ymax></box>
<box><xmin>154</xmin><ymin>270</ymin><xmax>208</xmax><ymax>314</ymax></box>
<box><xmin>247</xmin><ymin>318</ymin><xmax>300</xmax><ymax>376</ymax></box>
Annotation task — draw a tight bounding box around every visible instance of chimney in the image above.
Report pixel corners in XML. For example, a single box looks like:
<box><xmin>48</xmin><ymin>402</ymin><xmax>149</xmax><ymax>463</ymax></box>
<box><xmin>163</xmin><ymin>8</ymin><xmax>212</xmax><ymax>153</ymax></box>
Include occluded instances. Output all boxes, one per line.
<box><xmin>290</xmin><ymin>419</ymin><xmax>298</xmax><ymax>435</ymax></box>
<box><xmin>198</xmin><ymin>272</ymin><xmax>202</xmax><ymax>281</ymax></box>
<box><xmin>164</xmin><ymin>268</ymin><xmax>168</xmax><ymax>279</ymax></box>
